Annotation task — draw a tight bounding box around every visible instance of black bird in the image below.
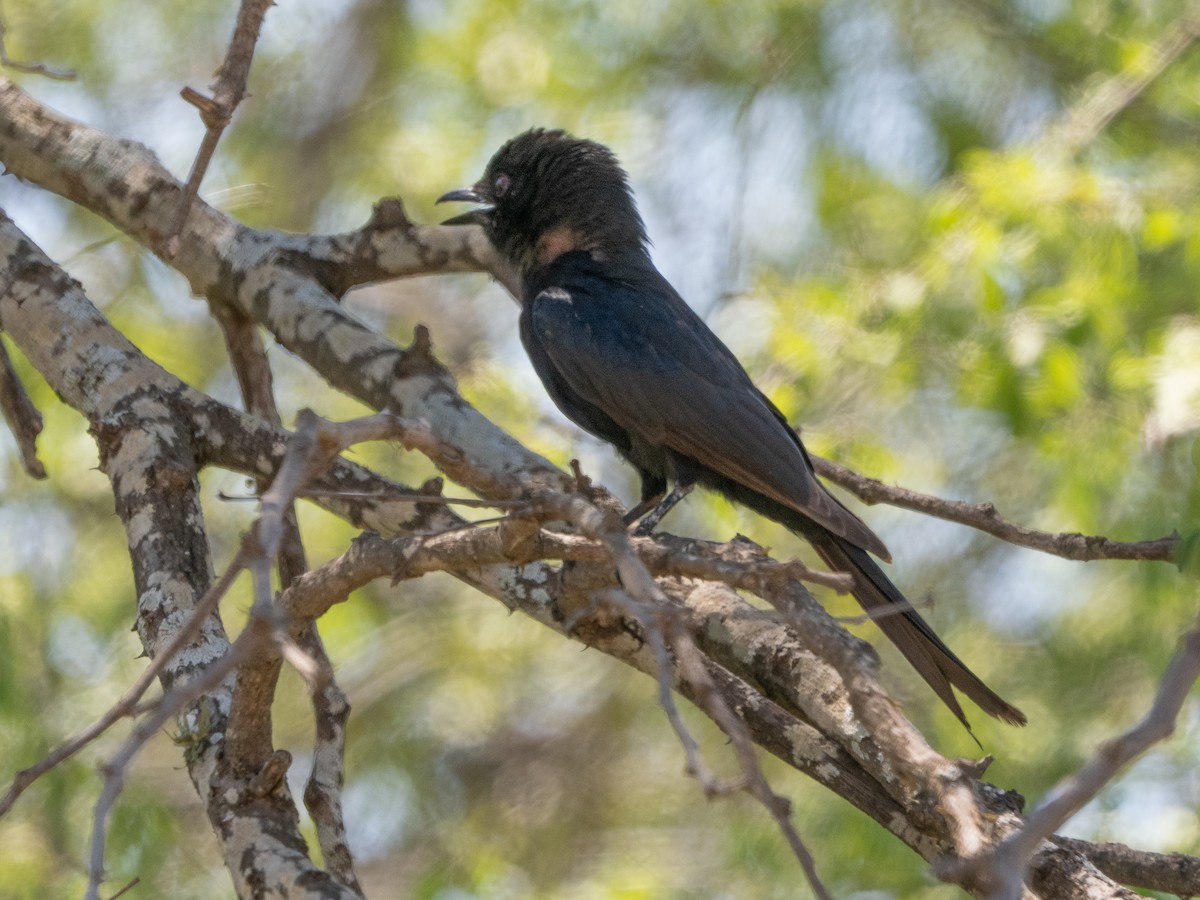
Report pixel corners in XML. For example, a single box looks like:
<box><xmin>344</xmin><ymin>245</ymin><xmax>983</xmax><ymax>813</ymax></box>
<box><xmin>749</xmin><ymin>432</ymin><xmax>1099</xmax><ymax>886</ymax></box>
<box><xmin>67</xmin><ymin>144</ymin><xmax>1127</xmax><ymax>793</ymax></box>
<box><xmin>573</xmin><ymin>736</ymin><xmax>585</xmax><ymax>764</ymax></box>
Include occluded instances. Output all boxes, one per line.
<box><xmin>439</xmin><ymin>128</ymin><xmax>1025</xmax><ymax>730</ymax></box>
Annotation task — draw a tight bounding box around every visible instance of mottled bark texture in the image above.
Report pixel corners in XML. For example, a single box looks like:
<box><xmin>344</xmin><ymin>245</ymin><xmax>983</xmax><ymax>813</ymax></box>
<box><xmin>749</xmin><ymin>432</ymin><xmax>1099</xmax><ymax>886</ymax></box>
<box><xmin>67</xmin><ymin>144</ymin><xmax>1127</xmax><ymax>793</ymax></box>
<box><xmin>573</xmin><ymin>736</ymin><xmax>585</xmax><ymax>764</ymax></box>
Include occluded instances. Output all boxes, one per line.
<box><xmin>0</xmin><ymin>71</ymin><xmax>1195</xmax><ymax>900</ymax></box>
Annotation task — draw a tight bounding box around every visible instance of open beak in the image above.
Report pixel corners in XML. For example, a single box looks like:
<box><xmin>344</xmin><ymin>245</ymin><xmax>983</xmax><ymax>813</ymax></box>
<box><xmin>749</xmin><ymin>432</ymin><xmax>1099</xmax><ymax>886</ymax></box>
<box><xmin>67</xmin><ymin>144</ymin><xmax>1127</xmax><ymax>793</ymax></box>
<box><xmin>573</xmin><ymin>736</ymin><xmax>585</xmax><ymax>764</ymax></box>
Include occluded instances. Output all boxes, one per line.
<box><xmin>436</xmin><ymin>187</ymin><xmax>492</xmax><ymax>226</ymax></box>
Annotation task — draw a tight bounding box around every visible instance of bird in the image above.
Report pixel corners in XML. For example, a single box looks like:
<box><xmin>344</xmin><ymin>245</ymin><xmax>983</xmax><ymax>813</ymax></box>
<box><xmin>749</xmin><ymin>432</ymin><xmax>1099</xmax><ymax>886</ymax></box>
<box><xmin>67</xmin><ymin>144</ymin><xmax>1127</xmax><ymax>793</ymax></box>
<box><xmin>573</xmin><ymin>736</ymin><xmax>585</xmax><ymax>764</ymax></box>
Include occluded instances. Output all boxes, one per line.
<box><xmin>438</xmin><ymin>128</ymin><xmax>1026</xmax><ymax>731</ymax></box>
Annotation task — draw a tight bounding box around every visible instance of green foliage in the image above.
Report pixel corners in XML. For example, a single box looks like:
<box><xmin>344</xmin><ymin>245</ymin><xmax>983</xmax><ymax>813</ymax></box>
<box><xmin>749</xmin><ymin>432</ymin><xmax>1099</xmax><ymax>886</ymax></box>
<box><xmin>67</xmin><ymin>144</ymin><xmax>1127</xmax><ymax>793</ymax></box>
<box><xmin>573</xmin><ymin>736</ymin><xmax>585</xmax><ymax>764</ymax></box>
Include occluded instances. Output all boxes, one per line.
<box><xmin>2</xmin><ymin>0</ymin><xmax>1200</xmax><ymax>897</ymax></box>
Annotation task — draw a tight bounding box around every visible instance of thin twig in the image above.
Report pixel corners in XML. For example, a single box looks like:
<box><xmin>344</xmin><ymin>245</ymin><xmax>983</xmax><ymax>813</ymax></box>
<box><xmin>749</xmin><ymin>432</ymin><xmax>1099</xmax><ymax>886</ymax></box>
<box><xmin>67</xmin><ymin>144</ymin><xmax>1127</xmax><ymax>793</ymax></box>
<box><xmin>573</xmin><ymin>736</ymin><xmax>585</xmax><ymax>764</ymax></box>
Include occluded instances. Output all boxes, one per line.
<box><xmin>812</xmin><ymin>454</ymin><xmax>1177</xmax><ymax>563</ymax></box>
<box><xmin>86</xmin><ymin>629</ymin><xmax>259</xmax><ymax>900</ymax></box>
<box><xmin>0</xmin><ymin>7</ymin><xmax>75</xmax><ymax>80</ymax></box>
<box><xmin>586</xmin><ymin>589</ymin><xmax>733</xmax><ymax>795</ymax></box>
<box><xmin>106</xmin><ymin>876</ymin><xmax>142</xmax><ymax>900</ymax></box>
<box><xmin>669</xmin><ymin>618</ymin><xmax>831</xmax><ymax>899</ymax></box>
<box><xmin>532</xmin><ymin>491</ymin><xmax>832</xmax><ymax>899</ymax></box>
<box><xmin>219</xmin><ymin>488</ymin><xmax>527</xmax><ymax>509</ymax></box>
<box><xmin>941</xmin><ymin>612</ymin><xmax>1200</xmax><ymax>898</ymax></box>
<box><xmin>833</xmin><ymin>592</ymin><xmax>931</xmax><ymax>625</ymax></box>
<box><xmin>0</xmin><ymin>334</ymin><xmax>45</xmax><ymax>478</ymax></box>
<box><xmin>165</xmin><ymin>0</ymin><xmax>274</xmax><ymax>254</ymax></box>
<box><xmin>0</xmin><ymin>549</ymin><xmax>249</xmax><ymax>818</ymax></box>
<box><xmin>582</xmin><ymin>587</ymin><xmax>830</xmax><ymax>898</ymax></box>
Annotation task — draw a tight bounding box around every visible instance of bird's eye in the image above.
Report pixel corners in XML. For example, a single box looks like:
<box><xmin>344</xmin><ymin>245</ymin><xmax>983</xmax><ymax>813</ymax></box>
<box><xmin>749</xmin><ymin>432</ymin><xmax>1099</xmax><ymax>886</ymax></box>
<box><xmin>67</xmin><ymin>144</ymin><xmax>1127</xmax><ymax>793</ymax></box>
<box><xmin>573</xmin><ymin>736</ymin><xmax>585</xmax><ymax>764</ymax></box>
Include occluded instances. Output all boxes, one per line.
<box><xmin>493</xmin><ymin>173</ymin><xmax>511</xmax><ymax>198</ymax></box>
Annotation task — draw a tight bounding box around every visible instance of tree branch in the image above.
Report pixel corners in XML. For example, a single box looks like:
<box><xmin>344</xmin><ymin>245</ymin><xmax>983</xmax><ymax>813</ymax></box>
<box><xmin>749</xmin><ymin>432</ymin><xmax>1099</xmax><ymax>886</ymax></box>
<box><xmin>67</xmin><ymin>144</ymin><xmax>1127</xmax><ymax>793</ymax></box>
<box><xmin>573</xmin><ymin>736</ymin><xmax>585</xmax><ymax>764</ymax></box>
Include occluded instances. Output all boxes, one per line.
<box><xmin>1051</xmin><ymin>836</ymin><xmax>1200</xmax><ymax>897</ymax></box>
<box><xmin>167</xmin><ymin>0</ymin><xmax>274</xmax><ymax>252</ymax></box>
<box><xmin>943</xmin><ymin>613</ymin><xmax>1200</xmax><ymax>897</ymax></box>
<box><xmin>0</xmin><ymin>9</ymin><xmax>75</xmax><ymax>80</ymax></box>
<box><xmin>0</xmin><ymin>72</ymin><xmax>1174</xmax><ymax>899</ymax></box>
<box><xmin>0</xmin><ymin>548</ymin><xmax>247</xmax><ymax>818</ymax></box>
<box><xmin>0</xmin><ymin>212</ymin><xmax>362</xmax><ymax>898</ymax></box>
<box><xmin>0</xmin><ymin>333</ymin><xmax>44</xmax><ymax>477</ymax></box>
<box><xmin>812</xmin><ymin>455</ymin><xmax>1177</xmax><ymax>563</ymax></box>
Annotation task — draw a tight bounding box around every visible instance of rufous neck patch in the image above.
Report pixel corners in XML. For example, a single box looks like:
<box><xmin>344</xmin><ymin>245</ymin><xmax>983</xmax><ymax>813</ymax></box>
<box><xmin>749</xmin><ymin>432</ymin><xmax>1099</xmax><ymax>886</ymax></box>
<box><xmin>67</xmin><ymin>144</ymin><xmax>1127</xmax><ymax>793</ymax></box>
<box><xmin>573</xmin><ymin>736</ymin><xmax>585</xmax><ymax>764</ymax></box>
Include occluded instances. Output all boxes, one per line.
<box><xmin>535</xmin><ymin>225</ymin><xmax>588</xmax><ymax>267</ymax></box>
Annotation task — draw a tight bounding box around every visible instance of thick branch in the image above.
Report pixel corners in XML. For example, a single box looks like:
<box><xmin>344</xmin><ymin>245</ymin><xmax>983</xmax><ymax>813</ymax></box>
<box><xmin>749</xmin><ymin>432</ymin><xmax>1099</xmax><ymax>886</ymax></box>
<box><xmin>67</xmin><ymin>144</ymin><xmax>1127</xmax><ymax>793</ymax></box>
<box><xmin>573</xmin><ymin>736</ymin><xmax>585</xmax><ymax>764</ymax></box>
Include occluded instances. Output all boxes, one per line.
<box><xmin>0</xmin><ymin>213</ymin><xmax>360</xmax><ymax>898</ymax></box>
<box><xmin>1051</xmin><ymin>836</ymin><xmax>1200</xmax><ymax>897</ymax></box>
<box><xmin>0</xmin><ymin>76</ymin><xmax>1164</xmax><ymax>900</ymax></box>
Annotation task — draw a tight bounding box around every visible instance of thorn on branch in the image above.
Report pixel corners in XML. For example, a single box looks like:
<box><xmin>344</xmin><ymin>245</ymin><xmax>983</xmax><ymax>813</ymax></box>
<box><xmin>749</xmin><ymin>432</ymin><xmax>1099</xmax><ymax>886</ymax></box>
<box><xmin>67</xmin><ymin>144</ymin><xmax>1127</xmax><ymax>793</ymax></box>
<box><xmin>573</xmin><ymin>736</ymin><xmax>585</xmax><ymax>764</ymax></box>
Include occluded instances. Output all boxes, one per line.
<box><xmin>956</xmin><ymin>755</ymin><xmax>994</xmax><ymax>780</ymax></box>
<box><xmin>180</xmin><ymin>86</ymin><xmax>229</xmax><ymax>130</ymax></box>
<box><xmin>395</xmin><ymin>326</ymin><xmax>450</xmax><ymax>378</ymax></box>
<box><xmin>569</xmin><ymin>458</ymin><xmax>595</xmax><ymax>499</ymax></box>
<box><xmin>390</xmin><ymin>537</ymin><xmax>426</xmax><ymax>586</ymax></box>
<box><xmin>410</xmin><ymin>323</ymin><xmax>434</xmax><ymax>358</ymax></box>
<box><xmin>106</xmin><ymin>877</ymin><xmax>142</xmax><ymax>900</ymax></box>
<box><xmin>366</xmin><ymin>198</ymin><xmax>413</xmax><ymax>231</ymax></box>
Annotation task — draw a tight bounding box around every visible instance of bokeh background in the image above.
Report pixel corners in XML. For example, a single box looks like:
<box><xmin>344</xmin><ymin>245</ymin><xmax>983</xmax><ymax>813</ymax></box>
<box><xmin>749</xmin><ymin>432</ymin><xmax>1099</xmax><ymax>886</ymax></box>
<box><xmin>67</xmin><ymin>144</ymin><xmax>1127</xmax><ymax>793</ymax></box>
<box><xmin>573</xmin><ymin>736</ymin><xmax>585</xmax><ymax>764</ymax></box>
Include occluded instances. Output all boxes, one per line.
<box><xmin>1</xmin><ymin>0</ymin><xmax>1199</xmax><ymax>897</ymax></box>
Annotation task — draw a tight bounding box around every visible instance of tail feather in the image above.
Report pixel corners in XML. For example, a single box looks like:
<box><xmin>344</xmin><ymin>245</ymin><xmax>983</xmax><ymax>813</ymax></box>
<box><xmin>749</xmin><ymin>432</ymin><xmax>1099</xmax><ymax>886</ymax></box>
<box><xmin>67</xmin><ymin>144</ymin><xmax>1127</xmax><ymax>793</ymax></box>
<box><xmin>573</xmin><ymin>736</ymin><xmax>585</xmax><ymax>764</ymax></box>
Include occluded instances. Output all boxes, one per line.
<box><xmin>809</xmin><ymin>531</ymin><xmax>1027</xmax><ymax>730</ymax></box>
<box><xmin>704</xmin><ymin>472</ymin><xmax>1025</xmax><ymax>729</ymax></box>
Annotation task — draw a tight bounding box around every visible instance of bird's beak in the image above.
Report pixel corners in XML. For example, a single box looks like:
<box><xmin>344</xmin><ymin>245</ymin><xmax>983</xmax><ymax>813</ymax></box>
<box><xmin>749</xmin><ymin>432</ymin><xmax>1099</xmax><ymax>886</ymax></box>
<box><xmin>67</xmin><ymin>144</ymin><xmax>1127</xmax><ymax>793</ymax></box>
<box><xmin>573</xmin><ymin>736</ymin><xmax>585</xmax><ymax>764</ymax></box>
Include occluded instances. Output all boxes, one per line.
<box><xmin>436</xmin><ymin>187</ymin><xmax>492</xmax><ymax>226</ymax></box>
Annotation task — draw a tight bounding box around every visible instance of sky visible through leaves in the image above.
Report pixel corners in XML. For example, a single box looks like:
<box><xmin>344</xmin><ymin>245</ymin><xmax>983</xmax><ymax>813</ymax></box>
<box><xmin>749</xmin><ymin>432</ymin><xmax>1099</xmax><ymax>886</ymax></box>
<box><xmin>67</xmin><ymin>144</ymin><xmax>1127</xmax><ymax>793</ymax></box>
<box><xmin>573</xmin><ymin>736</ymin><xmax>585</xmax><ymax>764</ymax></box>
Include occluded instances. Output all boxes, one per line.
<box><xmin>0</xmin><ymin>0</ymin><xmax>1198</xmax><ymax>897</ymax></box>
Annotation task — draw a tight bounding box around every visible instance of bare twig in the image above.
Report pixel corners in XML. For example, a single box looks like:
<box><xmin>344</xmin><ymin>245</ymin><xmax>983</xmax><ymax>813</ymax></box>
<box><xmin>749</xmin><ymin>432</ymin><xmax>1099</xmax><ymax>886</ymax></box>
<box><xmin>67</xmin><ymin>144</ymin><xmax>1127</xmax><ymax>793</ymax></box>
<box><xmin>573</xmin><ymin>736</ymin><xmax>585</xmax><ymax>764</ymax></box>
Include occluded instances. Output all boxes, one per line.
<box><xmin>0</xmin><ymin>334</ymin><xmax>44</xmax><ymax>478</ymax></box>
<box><xmin>220</xmin><ymin>488</ymin><xmax>527</xmax><ymax>510</ymax></box>
<box><xmin>942</xmin><ymin>613</ymin><xmax>1200</xmax><ymax>898</ymax></box>
<box><xmin>0</xmin><ymin>550</ymin><xmax>249</xmax><ymax>819</ymax></box>
<box><xmin>85</xmin><ymin>626</ymin><xmax>260</xmax><ymax>900</ymax></box>
<box><xmin>528</xmin><ymin>491</ymin><xmax>832</xmax><ymax>899</ymax></box>
<box><xmin>832</xmin><ymin>593</ymin><xmax>930</xmax><ymax>625</ymax></box>
<box><xmin>670</xmin><ymin>618</ymin><xmax>831</xmax><ymax>899</ymax></box>
<box><xmin>106</xmin><ymin>876</ymin><xmax>142</xmax><ymax>900</ymax></box>
<box><xmin>812</xmin><ymin>454</ymin><xmax>1178</xmax><ymax>563</ymax></box>
<box><xmin>0</xmin><ymin>8</ymin><xmax>75</xmax><ymax>80</ymax></box>
<box><xmin>582</xmin><ymin>587</ymin><xmax>830</xmax><ymax>897</ymax></box>
<box><xmin>584</xmin><ymin>589</ymin><xmax>734</xmax><ymax>795</ymax></box>
<box><xmin>166</xmin><ymin>0</ymin><xmax>274</xmax><ymax>253</ymax></box>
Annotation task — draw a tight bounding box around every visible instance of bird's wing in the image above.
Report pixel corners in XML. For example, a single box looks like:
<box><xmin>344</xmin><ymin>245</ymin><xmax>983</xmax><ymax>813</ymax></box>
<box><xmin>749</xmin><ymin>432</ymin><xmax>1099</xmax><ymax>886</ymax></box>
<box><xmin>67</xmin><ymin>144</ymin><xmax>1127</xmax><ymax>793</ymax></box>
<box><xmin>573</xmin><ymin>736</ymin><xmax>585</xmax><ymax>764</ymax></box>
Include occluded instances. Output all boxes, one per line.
<box><xmin>528</xmin><ymin>275</ymin><xmax>889</xmax><ymax>558</ymax></box>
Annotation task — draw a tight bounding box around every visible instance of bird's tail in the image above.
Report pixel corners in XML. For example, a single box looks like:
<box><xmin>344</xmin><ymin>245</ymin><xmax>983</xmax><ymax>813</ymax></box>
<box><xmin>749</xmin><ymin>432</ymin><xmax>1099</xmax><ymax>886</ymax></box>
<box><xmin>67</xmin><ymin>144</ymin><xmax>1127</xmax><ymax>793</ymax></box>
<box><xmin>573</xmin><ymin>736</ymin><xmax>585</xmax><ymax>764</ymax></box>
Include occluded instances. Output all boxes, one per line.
<box><xmin>807</xmin><ymin>530</ymin><xmax>1027</xmax><ymax>730</ymax></box>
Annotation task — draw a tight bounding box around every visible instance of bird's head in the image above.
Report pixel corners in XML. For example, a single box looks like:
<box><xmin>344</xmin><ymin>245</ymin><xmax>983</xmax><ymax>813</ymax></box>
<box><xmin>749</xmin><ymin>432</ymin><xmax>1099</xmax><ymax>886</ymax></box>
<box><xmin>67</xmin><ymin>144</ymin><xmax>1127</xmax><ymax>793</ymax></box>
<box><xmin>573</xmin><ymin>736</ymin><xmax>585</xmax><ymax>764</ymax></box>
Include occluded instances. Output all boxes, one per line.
<box><xmin>438</xmin><ymin>128</ymin><xmax>648</xmax><ymax>277</ymax></box>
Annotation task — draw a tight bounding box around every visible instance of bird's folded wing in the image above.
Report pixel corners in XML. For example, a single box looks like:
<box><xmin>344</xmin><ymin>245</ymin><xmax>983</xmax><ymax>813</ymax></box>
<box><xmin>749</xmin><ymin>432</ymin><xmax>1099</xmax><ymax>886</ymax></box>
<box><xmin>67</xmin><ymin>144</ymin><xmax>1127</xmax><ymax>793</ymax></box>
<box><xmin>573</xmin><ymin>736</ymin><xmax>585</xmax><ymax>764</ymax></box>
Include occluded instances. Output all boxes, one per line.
<box><xmin>529</xmin><ymin>283</ymin><xmax>888</xmax><ymax>558</ymax></box>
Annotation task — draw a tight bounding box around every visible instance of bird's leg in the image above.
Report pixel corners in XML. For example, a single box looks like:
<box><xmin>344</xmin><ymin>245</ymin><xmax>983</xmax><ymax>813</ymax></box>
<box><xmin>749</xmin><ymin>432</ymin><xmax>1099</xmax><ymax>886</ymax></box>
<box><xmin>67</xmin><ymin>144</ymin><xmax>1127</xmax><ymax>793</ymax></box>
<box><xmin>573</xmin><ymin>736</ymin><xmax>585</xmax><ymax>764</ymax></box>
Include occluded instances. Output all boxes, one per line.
<box><xmin>631</xmin><ymin>481</ymin><xmax>693</xmax><ymax>536</ymax></box>
<box><xmin>622</xmin><ymin>471</ymin><xmax>667</xmax><ymax>528</ymax></box>
<box><xmin>621</xmin><ymin>496</ymin><xmax>661</xmax><ymax>526</ymax></box>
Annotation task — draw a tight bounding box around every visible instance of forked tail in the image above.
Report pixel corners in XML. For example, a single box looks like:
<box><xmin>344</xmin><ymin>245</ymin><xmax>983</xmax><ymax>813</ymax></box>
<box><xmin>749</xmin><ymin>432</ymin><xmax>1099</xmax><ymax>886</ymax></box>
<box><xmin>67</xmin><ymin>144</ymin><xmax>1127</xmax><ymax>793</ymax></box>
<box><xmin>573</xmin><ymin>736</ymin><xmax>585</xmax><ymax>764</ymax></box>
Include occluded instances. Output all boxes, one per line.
<box><xmin>809</xmin><ymin>531</ymin><xmax>1027</xmax><ymax>730</ymax></box>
